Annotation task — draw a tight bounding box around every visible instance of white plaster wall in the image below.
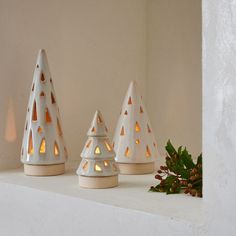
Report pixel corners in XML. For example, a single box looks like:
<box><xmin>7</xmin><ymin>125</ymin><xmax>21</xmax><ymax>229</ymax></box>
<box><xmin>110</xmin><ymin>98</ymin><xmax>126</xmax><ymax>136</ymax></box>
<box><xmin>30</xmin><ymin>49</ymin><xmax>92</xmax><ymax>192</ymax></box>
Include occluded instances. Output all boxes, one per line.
<box><xmin>0</xmin><ymin>0</ymin><xmax>147</xmax><ymax>168</ymax></box>
<box><xmin>203</xmin><ymin>0</ymin><xmax>236</xmax><ymax>235</ymax></box>
<box><xmin>147</xmin><ymin>0</ymin><xmax>202</xmax><ymax>158</ymax></box>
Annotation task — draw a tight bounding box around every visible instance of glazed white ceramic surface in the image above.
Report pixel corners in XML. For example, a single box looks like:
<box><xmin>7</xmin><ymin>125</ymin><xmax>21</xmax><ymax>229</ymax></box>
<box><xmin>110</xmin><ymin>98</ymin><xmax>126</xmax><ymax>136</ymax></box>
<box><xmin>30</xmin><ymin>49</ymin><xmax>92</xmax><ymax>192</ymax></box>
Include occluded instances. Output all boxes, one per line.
<box><xmin>21</xmin><ymin>49</ymin><xmax>68</xmax><ymax>165</ymax></box>
<box><xmin>77</xmin><ymin>110</ymin><xmax>119</xmax><ymax>177</ymax></box>
<box><xmin>113</xmin><ymin>81</ymin><xmax>158</xmax><ymax>164</ymax></box>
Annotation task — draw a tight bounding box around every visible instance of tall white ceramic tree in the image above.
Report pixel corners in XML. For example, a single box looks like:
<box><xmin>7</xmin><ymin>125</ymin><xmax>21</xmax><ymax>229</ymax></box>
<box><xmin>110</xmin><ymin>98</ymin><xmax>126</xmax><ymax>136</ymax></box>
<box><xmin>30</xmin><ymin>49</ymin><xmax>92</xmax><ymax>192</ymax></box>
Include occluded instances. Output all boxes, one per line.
<box><xmin>77</xmin><ymin>110</ymin><xmax>119</xmax><ymax>188</ymax></box>
<box><xmin>21</xmin><ymin>49</ymin><xmax>68</xmax><ymax>176</ymax></box>
<box><xmin>113</xmin><ymin>80</ymin><xmax>158</xmax><ymax>174</ymax></box>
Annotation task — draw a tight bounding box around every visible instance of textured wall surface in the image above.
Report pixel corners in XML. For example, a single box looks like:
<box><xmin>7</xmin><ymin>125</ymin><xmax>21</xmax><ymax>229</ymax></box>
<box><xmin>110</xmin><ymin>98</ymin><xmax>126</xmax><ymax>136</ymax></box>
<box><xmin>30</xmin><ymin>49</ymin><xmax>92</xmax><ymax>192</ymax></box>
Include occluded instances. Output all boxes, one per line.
<box><xmin>203</xmin><ymin>0</ymin><xmax>236</xmax><ymax>235</ymax></box>
<box><xmin>147</xmin><ymin>0</ymin><xmax>202</xmax><ymax>158</ymax></box>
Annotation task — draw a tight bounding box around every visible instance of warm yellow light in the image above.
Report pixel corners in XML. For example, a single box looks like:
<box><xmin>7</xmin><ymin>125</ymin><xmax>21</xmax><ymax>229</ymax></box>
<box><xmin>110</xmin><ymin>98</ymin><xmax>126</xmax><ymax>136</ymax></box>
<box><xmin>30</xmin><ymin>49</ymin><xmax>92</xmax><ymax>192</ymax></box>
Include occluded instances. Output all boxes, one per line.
<box><xmin>125</xmin><ymin>147</ymin><xmax>130</xmax><ymax>157</ymax></box>
<box><xmin>135</xmin><ymin>139</ymin><xmax>140</xmax><ymax>144</ymax></box>
<box><xmin>39</xmin><ymin>138</ymin><xmax>46</xmax><ymax>153</ymax></box>
<box><xmin>83</xmin><ymin>161</ymin><xmax>88</xmax><ymax>170</ymax></box>
<box><xmin>28</xmin><ymin>130</ymin><xmax>34</xmax><ymax>155</ymax></box>
<box><xmin>146</xmin><ymin>145</ymin><xmax>151</xmax><ymax>158</ymax></box>
<box><xmin>86</xmin><ymin>140</ymin><xmax>92</xmax><ymax>148</ymax></box>
<box><xmin>94</xmin><ymin>146</ymin><xmax>101</xmax><ymax>155</ymax></box>
<box><xmin>104</xmin><ymin>161</ymin><xmax>109</xmax><ymax>167</ymax></box>
<box><xmin>95</xmin><ymin>164</ymin><xmax>102</xmax><ymax>172</ymax></box>
<box><xmin>104</xmin><ymin>141</ymin><xmax>112</xmax><ymax>151</ymax></box>
<box><xmin>135</xmin><ymin>122</ymin><xmax>141</xmax><ymax>132</ymax></box>
<box><xmin>54</xmin><ymin>142</ymin><xmax>59</xmax><ymax>156</ymax></box>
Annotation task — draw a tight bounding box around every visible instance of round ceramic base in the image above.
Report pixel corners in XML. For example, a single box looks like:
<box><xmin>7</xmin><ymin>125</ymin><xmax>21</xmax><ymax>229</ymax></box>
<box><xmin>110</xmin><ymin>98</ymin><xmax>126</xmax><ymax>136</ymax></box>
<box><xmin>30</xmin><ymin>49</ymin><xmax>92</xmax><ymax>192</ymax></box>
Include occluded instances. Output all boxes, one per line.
<box><xmin>24</xmin><ymin>163</ymin><xmax>65</xmax><ymax>176</ymax></box>
<box><xmin>79</xmin><ymin>175</ymin><xmax>118</xmax><ymax>189</ymax></box>
<box><xmin>117</xmin><ymin>162</ymin><xmax>154</xmax><ymax>175</ymax></box>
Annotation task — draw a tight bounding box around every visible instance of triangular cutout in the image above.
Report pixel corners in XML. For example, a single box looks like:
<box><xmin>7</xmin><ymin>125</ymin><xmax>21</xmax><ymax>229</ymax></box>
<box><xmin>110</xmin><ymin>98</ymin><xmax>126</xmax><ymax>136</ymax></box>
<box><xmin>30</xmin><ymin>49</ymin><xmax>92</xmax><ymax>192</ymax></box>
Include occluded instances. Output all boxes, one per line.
<box><xmin>32</xmin><ymin>83</ymin><xmax>35</xmax><ymax>91</ymax></box>
<box><xmin>135</xmin><ymin>139</ymin><xmax>140</xmax><ymax>144</ymax></box>
<box><xmin>39</xmin><ymin>138</ymin><xmax>46</xmax><ymax>154</ymax></box>
<box><xmin>125</xmin><ymin>147</ymin><xmax>130</xmax><ymax>157</ymax></box>
<box><xmin>86</xmin><ymin>140</ymin><xmax>92</xmax><ymax>148</ymax></box>
<box><xmin>37</xmin><ymin>126</ymin><xmax>43</xmax><ymax>133</ymax></box>
<box><xmin>104</xmin><ymin>141</ymin><xmax>112</xmax><ymax>151</ymax></box>
<box><xmin>135</xmin><ymin>122</ymin><xmax>141</xmax><ymax>132</ymax></box>
<box><xmin>146</xmin><ymin>145</ymin><xmax>151</xmax><ymax>157</ymax></box>
<box><xmin>94</xmin><ymin>146</ymin><xmax>101</xmax><ymax>155</ymax></box>
<box><xmin>40</xmin><ymin>91</ymin><xmax>45</xmax><ymax>97</ymax></box>
<box><xmin>54</xmin><ymin>141</ymin><xmax>59</xmax><ymax>156</ymax></box>
<box><xmin>120</xmin><ymin>126</ymin><xmax>125</xmax><ymax>136</ymax></box>
<box><xmin>51</xmin><ymin>92</ymin><xmax>56</xmax><ymax>104</ymax></box>
<box><xmin>94</xmin><ymin>164</ymin><xmax>102</xmax><ymax>172</ymax></box>
<box><xmin>124</xmin><ymin>110</ymin><xmax>128</xmax><ymax>115</ymax></box>
<box><xmin>45</xmin><ymin>108</ymin><xmax>52</xmax><ymax>123</ymax></box>
<box><xmin>32</xmin><ymin>100</ymin><xmax>37</xmax><ymax>121</ymax></box>
<box><xmin>28</xmin><ymin>130</ymin><xmax>34</xmax><ymax>155</ymax></box>
<box><xmin>41</xmin><ymin>73</ymin><xmax>45</xmax><ymax>82</ymax></box>
<box><xmin>128</xmin><ymin>96</ymin><xmax>132</xmax><ymax>105</ymax></box>
<box><xmin>91</xmin><ymin>127</ymin><xmax>96</xmax><ymax>133</ymax></box>
<box><xmin>83</xmin><ymin>161</ymin><xmax>88</xmax><ymax>170</ymax></box>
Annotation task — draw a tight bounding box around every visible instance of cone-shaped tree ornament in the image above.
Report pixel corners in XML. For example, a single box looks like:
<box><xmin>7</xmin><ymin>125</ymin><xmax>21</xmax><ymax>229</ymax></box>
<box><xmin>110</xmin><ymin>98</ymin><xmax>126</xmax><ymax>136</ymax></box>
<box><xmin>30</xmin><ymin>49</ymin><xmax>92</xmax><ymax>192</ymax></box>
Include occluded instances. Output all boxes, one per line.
<box><xmin>113</xmin><ymin>81</ymin><xmax>158</xmax><ymax>174</ymax></box>
<box><xmin>77</xmin><ymin>110</ymin><xmax>119</xmax><ymax>188</ymax></box>
<box><xmin>21</xmin><ymin>49</ymin><xmax>68</xmax><ymax>176</ymax></box>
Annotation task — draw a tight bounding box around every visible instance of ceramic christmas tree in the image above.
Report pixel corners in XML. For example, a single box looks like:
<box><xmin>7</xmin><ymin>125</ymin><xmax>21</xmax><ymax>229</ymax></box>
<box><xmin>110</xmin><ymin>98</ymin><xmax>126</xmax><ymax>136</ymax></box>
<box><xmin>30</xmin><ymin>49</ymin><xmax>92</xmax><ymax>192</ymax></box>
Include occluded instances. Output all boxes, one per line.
<box><xmin>113</xmin><ymin>81</ymin><xmax>158</xmax><ymax>174</ymax></box>
<box><xmin>21</xmin><ymin>49</ymin><xmax>68</xmax><ymax>176</ymax></box>
<box><xmin>77</xmin><ymin>110</ymin><xmax>119</xmax><ymax>188</ymax></box>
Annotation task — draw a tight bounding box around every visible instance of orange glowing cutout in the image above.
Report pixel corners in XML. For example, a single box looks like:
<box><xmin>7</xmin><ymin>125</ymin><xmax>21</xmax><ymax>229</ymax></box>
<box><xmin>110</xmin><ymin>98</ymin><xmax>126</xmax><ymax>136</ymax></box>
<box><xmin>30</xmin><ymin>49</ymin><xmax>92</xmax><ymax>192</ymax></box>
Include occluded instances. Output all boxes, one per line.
<box><xmin>97</xmin><ymin>115</ymin><xmax>102</xmax><ymax>123</ymax></box>
<box><xmin>124</xmin><ymin>110</ymin><xmax>128</xmax><ymax>115</ymax></box>
<box><xmin>104</xmin><ymin>141</ymin><xmax>112</xmax><ymax>151</ymax></box>
<box><xmin>32</xmin><ymin>100</ymin><xmax>37</xmax><ymax>121</ymax></box>
<box><xmin>125</xmin><ymin>147</ymin><xmax>130</xmax><ymax>157</ymax></box>
<box><xmin>135</xmin><ymin>122</ymin><xmax>141</xmax><ymax>132</ymax></box>
<box><xmin>146</xmin><ymin>145</ymin><xmax>151</xmax><ymax>158</ymax></box>
<box><xmin>45</xmin><ymin>108</ymin><xmax>52</xmax><ymax>123</ymax></box>
<box><xmin>39</xmin><ymin>138</ymin><xmax>46</xmax><ymax>154</ymax></box>
<box><xmin>91</xmin><ymin>127</ymin><xmax>96</xmax><ymax>133</ymax></box>
<box><xmin>40</xmin><ymin>91</ymin><xmax>45</xmax><ymax>97</ymax></box>
<box><xmin>28</xmin><ymin>130</ymin><xmax>34</xmax><ymax>155</ymax></box>
<box><xmin>135</xmin><ymin>139</ymin><xmax>140</xmax><ymax>144</ymax></box>
<box><xmin>37</xmin><ymin>126</ymin><xmax>43</xmax><ymax>133</ymax></box>
<box><xmin>41</xmin><ymin>73</ymin><xmax>45</xmax><ymax>82</ymax></box>
<box><xmin>54</xmin><ymin>142</ymin><xmax>59</xmax><ymax>156</ymax></box>
<box><xmin>104</xmin><ymin>161</ymin><xmax>109</xmax><ymax>167</ymax></box>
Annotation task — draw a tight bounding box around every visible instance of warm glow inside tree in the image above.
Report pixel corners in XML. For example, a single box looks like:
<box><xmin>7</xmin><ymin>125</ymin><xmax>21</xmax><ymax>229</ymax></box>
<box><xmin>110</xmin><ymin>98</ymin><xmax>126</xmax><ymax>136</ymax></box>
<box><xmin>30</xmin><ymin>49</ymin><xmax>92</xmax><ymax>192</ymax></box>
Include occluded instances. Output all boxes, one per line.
<box><xmin>113</xmin><ymin>81</ymin><xmax>158</xmax><ymax>174</ymax></box>
<box><xmin>21</xmin><ymin>49</ymin><xmax>68</xmax><ymax>176</ymax></box>
<box><xmin>77</xmin><ymin>110</ymin><xmax>119</xmax><ymax>188</ymax></box>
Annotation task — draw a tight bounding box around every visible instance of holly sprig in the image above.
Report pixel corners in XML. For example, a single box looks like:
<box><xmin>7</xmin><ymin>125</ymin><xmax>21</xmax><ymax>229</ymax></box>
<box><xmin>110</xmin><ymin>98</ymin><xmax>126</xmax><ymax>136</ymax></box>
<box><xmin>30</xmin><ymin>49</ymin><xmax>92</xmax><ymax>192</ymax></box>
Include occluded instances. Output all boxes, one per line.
<box><xmin>149</xmin><ymin>140</ymin><xmax>202</xmax><ymax>197</ymax></box>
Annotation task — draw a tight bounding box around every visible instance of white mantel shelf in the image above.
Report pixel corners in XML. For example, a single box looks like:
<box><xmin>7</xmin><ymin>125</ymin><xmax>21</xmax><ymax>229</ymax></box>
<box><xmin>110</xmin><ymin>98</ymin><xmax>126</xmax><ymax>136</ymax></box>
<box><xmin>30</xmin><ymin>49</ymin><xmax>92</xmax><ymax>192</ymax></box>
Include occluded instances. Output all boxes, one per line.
<box><xmin>0</xmin><ymin>164</ymin><xmax>204</xmax><ymax>236</ymax></box>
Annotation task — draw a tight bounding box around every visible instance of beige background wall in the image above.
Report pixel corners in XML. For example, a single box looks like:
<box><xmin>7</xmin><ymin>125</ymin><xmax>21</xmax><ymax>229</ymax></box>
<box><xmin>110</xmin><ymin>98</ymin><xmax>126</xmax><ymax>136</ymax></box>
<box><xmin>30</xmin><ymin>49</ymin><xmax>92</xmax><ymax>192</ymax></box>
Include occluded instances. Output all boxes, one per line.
<box><xmin>147</xmin><ymin>0</ymin><xmax>202</xmax><ymax>158</ymax></box>
<box><xmin>0</xmin><ymin>0</ymin><xmax>201</xmax><ymax>169</ymax></box>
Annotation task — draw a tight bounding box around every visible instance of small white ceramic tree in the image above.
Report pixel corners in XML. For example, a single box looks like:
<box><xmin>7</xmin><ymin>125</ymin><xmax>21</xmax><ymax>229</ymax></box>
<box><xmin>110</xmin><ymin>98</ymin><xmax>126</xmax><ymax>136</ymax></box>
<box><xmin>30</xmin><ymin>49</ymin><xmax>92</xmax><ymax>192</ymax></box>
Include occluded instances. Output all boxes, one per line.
<box><xmin>77</xmin><ymin>110</ymin><xmax>119</xmax><ymax>188</ymax></box>
<box><xmin>113</xmin><ymin>80</ymin><xmax>158</xmax><ymax>174</ymax></box>
<box><xmin>21</xmin><ymin>49</ymin><xmax>68</xmax><ymax>176</ymax></box>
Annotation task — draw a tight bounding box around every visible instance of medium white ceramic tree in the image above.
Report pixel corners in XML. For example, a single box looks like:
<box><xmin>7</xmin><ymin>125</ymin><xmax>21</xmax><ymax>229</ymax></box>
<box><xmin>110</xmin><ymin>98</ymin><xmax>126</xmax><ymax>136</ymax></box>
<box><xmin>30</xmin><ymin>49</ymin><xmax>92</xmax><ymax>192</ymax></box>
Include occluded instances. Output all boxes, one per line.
<box><xmin>113</xmin><ymin>81</ymin><xmax>158</xmax><ymax>174</ymax></box>
<box><xmin>21</xmin><ymin>49</ymin><xmax>68</xmax><ymax>176</ymax></box>
<box><xmin>77</xmin><ymin>110</ymin><xmax>119</xmax><ymax>188</ymax></box>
